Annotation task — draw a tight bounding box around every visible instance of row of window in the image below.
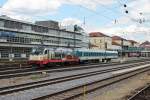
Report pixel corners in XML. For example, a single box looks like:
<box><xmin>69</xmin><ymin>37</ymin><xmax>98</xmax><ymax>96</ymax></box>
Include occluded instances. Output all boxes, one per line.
<box><xmin>0</xmin><ymin>53</ymin><xmax>28</xmax><ymax>58</ymax></box>
<box><xmin>0</xmin><ymin>20</ymin><xmax>82</xmax><ymax>40</ymax></box>
<box><xmin>76</xmin><ymin>52</ymin><xmax>118</xmax><ymax>57</ymax></box>
<box><xmin>0</xmin><ymin>36</ymin><xmax>82</xmax><ymax>46</ymax></box>
<box><xmin>0</xmin><ymin>47</ymin><xmax>31</xmax><ymax>58</ymax></box>
<box><xmin>0</xmin><ymin>31</ymin><xmax>82</xmax><ymax>41</ymax></box>
<box><xmin>0</xmin><ymin>47</ymin><xmax>31</xmax><ymax>53</ymax></box>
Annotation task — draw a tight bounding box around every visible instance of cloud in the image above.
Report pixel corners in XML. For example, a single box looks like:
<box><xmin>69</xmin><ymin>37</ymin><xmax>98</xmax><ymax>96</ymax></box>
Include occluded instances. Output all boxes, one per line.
<box><xmin>0</xmin><ymin>0</ymin><xmax>115</xmax><ymax>21</ymax></box>
<box><xmin>0</xmin><ymin>0</ymin><xmax>62</xmax><ymax>21</ymax></box>
<box><xmin>64</xmin><ymin>0</ymin><xmax>115</xmax><ymax>10</ymax></box>
<box><xmin>87</xmin><ymin>24</ymin><xmax>150</xmax><ymax>42</ymax></box>
<box><xmin>2</xmin><ymin>0</ymin><xmax>61</xmax><ymax>15</ymax></box>
<box><xmin>61</xmin><ymin>17</ymin><xmax>82</xmax><ymax>26</ymax></box>
<box><xmin>0</xmin><ymin>0</ymin><xmax>149</xmax><ymax>43</ymax></box>
<box><xmin>117</xmin><ymin>0</ymin><xmax>150</xmax><ymax>25</ymax></box>
<box><xmin>61</xmin><ymin>17</ymin><xmax>149</xmax><ymax>43</ymax></box>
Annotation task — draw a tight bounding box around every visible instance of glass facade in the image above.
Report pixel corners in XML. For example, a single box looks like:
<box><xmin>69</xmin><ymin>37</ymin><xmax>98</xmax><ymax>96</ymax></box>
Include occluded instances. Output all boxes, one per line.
<box><xmin>0</xmin><ymin>17</ymin><xmax>86</xmax><ymax>59</ymax></box>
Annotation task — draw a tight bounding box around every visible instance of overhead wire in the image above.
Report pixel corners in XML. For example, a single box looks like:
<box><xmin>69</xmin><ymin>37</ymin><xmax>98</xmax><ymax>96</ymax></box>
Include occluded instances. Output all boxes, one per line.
<box><xmin>66</xmin><ymin>0</ymin><xmax>116</xmax><ymax>22</ymax></box>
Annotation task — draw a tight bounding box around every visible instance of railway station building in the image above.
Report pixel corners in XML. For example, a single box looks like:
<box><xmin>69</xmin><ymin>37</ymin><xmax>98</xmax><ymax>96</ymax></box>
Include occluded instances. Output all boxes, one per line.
<box><xmin>0</xmin><ymin>15</ymin><xmax>88</xmax><ymax>60</ymax></box>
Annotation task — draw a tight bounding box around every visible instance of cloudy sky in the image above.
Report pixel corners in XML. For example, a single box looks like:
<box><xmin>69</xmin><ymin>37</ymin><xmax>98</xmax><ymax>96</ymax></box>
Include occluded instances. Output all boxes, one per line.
<box><xmin>0</xmin><ymin>0</ymin><xmax>149</xmax><ymax>43</ymax></box>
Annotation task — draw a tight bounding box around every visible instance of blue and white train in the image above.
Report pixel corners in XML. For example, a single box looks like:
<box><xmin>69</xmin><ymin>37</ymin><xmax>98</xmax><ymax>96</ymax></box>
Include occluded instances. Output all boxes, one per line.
<box><xmin>28</xmin><ymin>47</ymin><xmax>118</xmax><ymax>67</ymax></box>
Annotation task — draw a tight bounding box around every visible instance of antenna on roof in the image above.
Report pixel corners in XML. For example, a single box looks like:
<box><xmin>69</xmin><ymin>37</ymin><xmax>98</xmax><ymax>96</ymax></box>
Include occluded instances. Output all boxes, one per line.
<box><xmin>82</xmin><ymin>16</ymin><xmax>86</xmax><ymax>29</ymax></box>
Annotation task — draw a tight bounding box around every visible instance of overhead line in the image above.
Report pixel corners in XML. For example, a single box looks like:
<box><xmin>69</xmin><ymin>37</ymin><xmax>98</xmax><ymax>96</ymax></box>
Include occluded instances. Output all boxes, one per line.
<box><xmin>66</xmin><ymin>0</ymin><xmax>115</xmax><ymax>22</ymax></box>
<box><xmin>93</xmin><ymin>0</ymin><xmax>121</xmax><ymax>15</ymax></box>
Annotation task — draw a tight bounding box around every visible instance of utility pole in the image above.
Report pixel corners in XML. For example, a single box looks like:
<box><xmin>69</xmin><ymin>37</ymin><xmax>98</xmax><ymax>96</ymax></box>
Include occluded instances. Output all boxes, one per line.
<box><xmin>58</xmin><ymin>23</ymin><xmax>61</xmax><ymax>48</ymax></box>
<box><xmin>74</xmin><ymin>25</ymin><xmax>78</xmax><ymax>51</ymax></box>
<box><xmin>121</xmin><ymin>38</ymin><xmax>124</xmax><ymax>61</ymax></box>
<box><xmin>104</xmin><ymin>37</ymin><xmax>107</xmax><ymax>62</ymax></box>
<box><xmin>58</xmin><ymin>29</ymin><xmax>61</xmax><ymax>48</ymax></box>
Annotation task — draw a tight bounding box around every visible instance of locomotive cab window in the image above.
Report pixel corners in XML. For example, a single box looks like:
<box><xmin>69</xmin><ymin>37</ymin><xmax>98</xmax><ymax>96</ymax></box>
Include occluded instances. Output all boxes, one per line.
<box><xmin>44</xmin><ymin>50</ymin><xmax>48</xmax><ymax>54</ymax></box>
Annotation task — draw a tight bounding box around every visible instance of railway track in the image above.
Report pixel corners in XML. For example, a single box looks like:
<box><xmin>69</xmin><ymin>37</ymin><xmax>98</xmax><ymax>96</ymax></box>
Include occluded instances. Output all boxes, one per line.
<box><xmin>0</xmin><ymin>62</ymin><xmax>145</xmax><ymax>95</ymax></box>
<box><xmin>0</xmin><ymin>60</ymin><xmax>149</xmax><ymax>79</ymax></box>
<box><xmin>128</xmin><ymin>84</ymin><xmax>150</xmax><ymax>100</ymax></box>
<box><xmin>0</xmin><ymin>63</ymin><xmax>31</xmax><ymax>71</ymax></box>
<box><xmin>0</xmin><ymin>62</ymin><xmax>117</xmax><ymax>79</ymax></box>
<box><xmin>0</xmin><ymin>58</ymin><xmax>148</xmax><ymax>71</ymax></box>
<box><xmin>33</xmin><ymin>64</ymin><xmax>150</xmax><ymax>100</ymax></box>
<box><xmin>0</xmin><ymin>62</ymin><xmax>150</xmax><ymax>100</ymax></box>
<box><xmin>0</xmin><ymin>58</ymin><xmax>149</xmax><ymax>73</ymax></box>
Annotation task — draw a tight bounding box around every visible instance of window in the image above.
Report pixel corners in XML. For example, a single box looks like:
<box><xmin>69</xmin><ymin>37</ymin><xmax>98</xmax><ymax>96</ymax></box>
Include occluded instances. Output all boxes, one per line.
<box><xmin>44</xmin><ymin>50</ymin><xmax>48</xmax><ymax>54</ymax></box>
<box><xmin>4</xmin><ymin>20</ymin><xmax>22</xmax><ymax>29</ymax></box>
<box><xmin>14</xmin><ymin>53</ymin><xmax>21</xmax><ymax>58</ymax></box>
<box><xmin>1</xmin><ymin>52</ymin><xmax>9</xmax><ymax>58</ymax></box>
<box><xmin>100</xmin><ymin>40</ymin><xmax>101</xmax><ymax>43</ymax></box>
<box><xmin>94</xmin><ymin>39</ymin><xmax>96</xmax><ymax>43</ymax></box>
<box><xmin>0</xmin><ymin>20</ymin><xmax>4</xmax><ymax>27</ymax></box>
<box><xmin>23</xmin><ymin>25</ymin><xmax>31</xmax><ymax>31</ymax></box>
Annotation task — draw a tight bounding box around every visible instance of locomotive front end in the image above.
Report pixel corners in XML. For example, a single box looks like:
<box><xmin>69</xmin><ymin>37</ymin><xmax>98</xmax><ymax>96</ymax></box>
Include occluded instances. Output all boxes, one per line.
<box><xmin>28</xmin><ymin>47</ymin><xmax>48</xmax><ymax>66</ymax></box>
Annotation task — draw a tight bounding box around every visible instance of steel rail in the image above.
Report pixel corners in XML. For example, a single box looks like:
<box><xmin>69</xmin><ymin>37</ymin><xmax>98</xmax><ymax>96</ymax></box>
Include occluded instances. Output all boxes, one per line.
<box><xmin>0</xmin><ymin>60</ymin><xmax>149</xmax><ymax>79</ymax></box>
<box><xmin>128</xmin><ymin>84</ymin><xmax>150</xmax><ymax>100</ymax></box>
<box><xmin>0</xmin><ymin>58</ymin><xmax>148</xmax><ymax>71</ymax></box>
<box><xmin>0</xmin><ymin>62</ymin><xmax>148</xmax><ymax>96</ymax></box>
<box><xmin>32</xmin><ymin>65</ymin><xmax>150</xmax><ymax>100</ymax></box>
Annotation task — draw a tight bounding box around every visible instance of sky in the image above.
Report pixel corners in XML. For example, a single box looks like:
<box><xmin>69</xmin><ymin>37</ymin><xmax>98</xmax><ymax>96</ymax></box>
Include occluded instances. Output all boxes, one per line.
<box><xmin>0</xmin><ymin>0</ymin><xmax>149</xmax><ymax>43</ymax></box>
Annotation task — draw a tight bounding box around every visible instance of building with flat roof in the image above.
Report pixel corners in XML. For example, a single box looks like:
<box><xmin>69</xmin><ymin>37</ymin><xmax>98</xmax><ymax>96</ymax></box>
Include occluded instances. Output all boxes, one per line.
<box><xmin>35</xmin><ymin>20</ymin><xmax>59</xmax><ymax>29</ymax></box>
<box><xmin>0</xmin><ymin>15</ymin><xmax>87</xmax><ymax>60</ymax></box>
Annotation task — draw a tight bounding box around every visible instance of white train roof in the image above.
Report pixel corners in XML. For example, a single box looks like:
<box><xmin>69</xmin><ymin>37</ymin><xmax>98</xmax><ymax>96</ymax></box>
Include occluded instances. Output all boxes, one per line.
<box><xmin>45</xmin><ymin>48</ymin><xmax>73</xmax><ymax>53</ymax></box>
<box><xmin>75</xmin><ymin>48</ymin><xmax>118</xmax><ymax>53</ymax></box>
<box><xmin>44</xmin><ymin>48</ymin><xmax>118</xmax><ymax>53</ymax></box>
<box><xmin>55</xmin><ymin>48</ymin><xmax>73</xmax><ymax>52</ymax></box>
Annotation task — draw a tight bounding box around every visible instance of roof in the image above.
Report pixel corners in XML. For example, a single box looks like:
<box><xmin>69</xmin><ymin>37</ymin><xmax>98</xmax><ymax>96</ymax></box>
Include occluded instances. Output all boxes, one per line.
<box><xmin>140</xmin><ymin>41</ymin><xmax>150</xmax><ymax>48</ymax></box>
<box><xmin>112</xmin><ymin>36</ymin><xmax>125</xmax><ymax>40</ymax></box>
<box><xmin>0</xmin><ymin>15</ymin><xmax>82</xmax><ymax>35</ymax></box>
<box><xmin>141</xmin><ymin>41</ymin><xmax>150</xmax><ymax>45</ymax></box>
<box><xmin>89</xmin><ymin>32</ymin><xmax>110</xmax><ymax>37</ymax></box>
<box><xmin>112</xmin><ymin>41</ymin><xmax>121</xmax><ymax>46</ymax></box>
<box><xmin>128</xmin><ymin>40</ymin><xmax>138</xmax><ymax>43</ymax></box>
